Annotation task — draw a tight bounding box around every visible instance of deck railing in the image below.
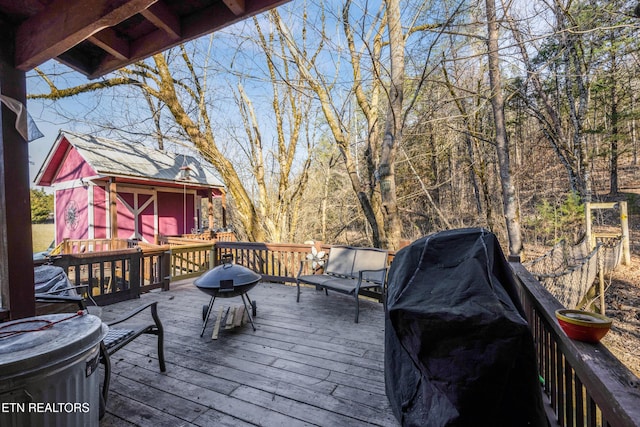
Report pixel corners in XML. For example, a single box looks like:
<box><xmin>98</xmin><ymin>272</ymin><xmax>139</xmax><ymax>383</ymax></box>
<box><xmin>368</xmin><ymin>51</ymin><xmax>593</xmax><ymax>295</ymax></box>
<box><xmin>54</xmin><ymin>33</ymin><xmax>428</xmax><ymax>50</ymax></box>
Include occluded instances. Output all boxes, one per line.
<box><xmin>179</xmin><ymin>231</ymin><xmax>236</xmax><ymax>241</ymax></box>
<box><xmin>136</xmin><ymin>243</ymin><xmax>171</xmax><ymax>293</ymax></box>
<box><xmin>50</xmin><ymin>238</ymin><xmax>133</xmax><ymax>255</ymax></box>
<box><xmin>49</xmin><ymin>249</ymin><xmax>141</xmax><ymax>306</ymax></box>
<box><xmin>44</xmin><ymin>245</ymin><xmax>170</xmax><ymax>305</ymax></box>
<box><xmin>213</xmin><ymin>241</ymin><xmax>392</xmax><ymax>302</ymax></box>
<box><xmin>511</xmin><ymin>262</ymin><xmax>640</xmax><ymax>427</ymax></box>
<box><xmin>169</xmin><ymin>241</ymin><xmax>216</xmax><ymax>280</ymax></box>
<box><xmin>214</xmin><ymin>241</ymin><xmax>313</xmax><ymax>282</ymax></box>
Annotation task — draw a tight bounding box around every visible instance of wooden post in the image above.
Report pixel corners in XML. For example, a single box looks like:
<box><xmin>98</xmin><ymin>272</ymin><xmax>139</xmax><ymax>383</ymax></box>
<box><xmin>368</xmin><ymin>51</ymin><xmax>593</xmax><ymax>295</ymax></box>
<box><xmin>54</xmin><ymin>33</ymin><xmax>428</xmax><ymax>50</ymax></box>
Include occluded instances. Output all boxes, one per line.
<box><xmin>208</xmin><ymin>191</ymin><xmax>214</xmax><ymax>231</ymax></box>
<box><xmin>620</xmin><ymin>201</ymin><xmax>631</xmax><ymax>265</ymax></box>
<box><xmin>0</xmin><ymin>40</ymin><xmax>35</xmax><ymax>319</ymax></box>
<box><xmin>585</xmin><ymin>202</ymin><xmax>593</xmax><ymax>250</ymax></box>
<box><xmin>209</xmin><ymin>244</ymin><xmax>215</xmax><ymax>269</ymax></box>
<box><xmin>598</xmin><ymin>248</ymin><xmax>605</xmax><ymax>315</ymax></box>
<box><xmin>161</xmin><ymin>249</ymin><xmax>171</xmax><ymax>289</ymax></box>
<box><xmin>587</xmin><ymin>201</ymin><xmax>630</xmax><ymax>266</ymax></box>
<box><xmin>129</xmin><ymin>249</ymin><xmax>141</xmax><ymax>298</ymax></box>
<box><xmin>221</xmin><ymin>191</ymin><xmax>227</xmax><ymax>228</ymax></box>
<box><xmin>109</xmin><ymin>178</ymin><xmax>118</xmax><ymax>239</ymax></box>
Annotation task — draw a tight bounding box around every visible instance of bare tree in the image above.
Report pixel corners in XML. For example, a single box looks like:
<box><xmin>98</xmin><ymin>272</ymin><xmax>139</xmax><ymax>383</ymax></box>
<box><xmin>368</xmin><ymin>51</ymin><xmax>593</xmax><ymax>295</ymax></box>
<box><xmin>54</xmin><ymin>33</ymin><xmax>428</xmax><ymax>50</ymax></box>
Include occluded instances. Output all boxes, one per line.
<box><xmin>269</xmin><ymin>5</ymin><xmax>388</xmax><ymax>246</ymax></box>
<box><xmin>485</xmin><ymin>0</ymin><xmax>522</xmax><ymax>257</ymax></box>
<box><xmin>270</xmin><ymin>0</ymin><xmax>453</xmax><ymax>249</ymax></box>
<box><xmin>29</xmin><ymin>35</ymin><xmax>314</xmax><ymax>242</ymax></box>
<box><xmin>378</xmin><ymin>0</ymin><xmax>404</xmax><ymax>248</ymax></box>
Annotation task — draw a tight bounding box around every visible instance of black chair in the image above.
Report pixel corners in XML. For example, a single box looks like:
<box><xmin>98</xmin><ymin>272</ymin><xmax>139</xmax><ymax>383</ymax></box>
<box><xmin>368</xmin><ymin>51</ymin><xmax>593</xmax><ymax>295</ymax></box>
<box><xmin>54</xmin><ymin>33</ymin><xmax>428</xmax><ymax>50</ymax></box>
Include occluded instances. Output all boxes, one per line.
<box><xmin>34</xmin><ymin>268</ymin><xmax>166</xmax><ymax>419</ymax></box>
<box><xmin>99</xmin><ymin>301</ymin><xmax>166</xmax><ymax>413</ymax></box>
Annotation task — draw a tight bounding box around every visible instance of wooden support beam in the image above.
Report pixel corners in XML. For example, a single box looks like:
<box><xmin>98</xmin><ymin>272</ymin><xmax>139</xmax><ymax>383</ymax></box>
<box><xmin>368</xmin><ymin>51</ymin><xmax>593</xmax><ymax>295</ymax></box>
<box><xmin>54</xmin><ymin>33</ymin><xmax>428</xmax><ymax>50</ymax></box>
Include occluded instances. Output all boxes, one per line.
<box><xmin>223</xmin><ymin>0</ymin><xmax>246</xmax><ymax>15</ymax></box>
<box><xmin>15</xmin><ymin>0</ymin><xmax>158</xmax><ymax>71</ymax></box>
<box><xmin>140</xmin><ymin>1</ymin><xmax>181</xmax><ymax>40</ymax></box>
<box><xmin>585</xmin><ymin>202</ymin><xmax>593</xmax><ymax>249</ymax></box>
<box><xmin>88</xmin><ymin>28</ymin><xmax>130</xmax><ymax>60</ymax></box>
<box><xmin>208</xmin><ymin>191</ymin><xmax>214</xmax><ymax>231</ymax></box>
<box><xmin>0</xmin><ymin>41</ymin><xmax>35</xmax><ymax>319</ymax></box>
<box><xmin>109</xmin><ymin>178</ymin><xmax>118</xmax><ymax>239</ymax></box>
<box><xmin>89</xmin><ymin>0</ymin><xmax>290</xmax><ymax>78</ymax></box>
<box><xmin>221</xmin><ymin>191</ymin><xmax>227</xmax><ymax>228</ymax></box>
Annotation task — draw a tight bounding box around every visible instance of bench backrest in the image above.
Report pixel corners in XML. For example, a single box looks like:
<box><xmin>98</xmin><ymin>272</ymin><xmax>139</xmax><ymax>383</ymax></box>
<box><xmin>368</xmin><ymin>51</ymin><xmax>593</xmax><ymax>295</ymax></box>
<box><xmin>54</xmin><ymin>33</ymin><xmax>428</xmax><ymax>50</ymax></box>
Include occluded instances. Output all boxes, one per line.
<box><xmin>325</xmin><ymin>246</ymin><xmax>388</xmax><ymax>283</ymax></box>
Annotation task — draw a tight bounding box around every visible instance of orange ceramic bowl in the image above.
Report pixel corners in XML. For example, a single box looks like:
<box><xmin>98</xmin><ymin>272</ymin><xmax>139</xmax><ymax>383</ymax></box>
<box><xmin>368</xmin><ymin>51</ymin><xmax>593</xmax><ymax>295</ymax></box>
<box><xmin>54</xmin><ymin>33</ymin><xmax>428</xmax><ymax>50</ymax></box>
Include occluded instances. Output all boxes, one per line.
<box><xmin>555</xmin><ymin>309</ymin><xmax>613</xmax><ymax>343</ymax></box>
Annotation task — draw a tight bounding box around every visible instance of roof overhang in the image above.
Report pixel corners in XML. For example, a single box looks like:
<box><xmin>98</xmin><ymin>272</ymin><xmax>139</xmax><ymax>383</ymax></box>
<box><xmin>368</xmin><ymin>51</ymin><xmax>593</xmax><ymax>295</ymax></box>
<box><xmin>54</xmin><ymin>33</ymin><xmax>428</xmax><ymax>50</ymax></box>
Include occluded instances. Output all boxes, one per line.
<box><xmin>1</xmin><ymin>0</ymin><xmax>290</xmax><ymax>79</ymax></box>
<box><xmin>84</xmin><ymin>175</ymin><xmax>226</xmax><ymax>192</ymax></box>
<box><xmin>34</xmin><ymin>131</ymin><xmax>69</xmax><ymax>187</ymax></box>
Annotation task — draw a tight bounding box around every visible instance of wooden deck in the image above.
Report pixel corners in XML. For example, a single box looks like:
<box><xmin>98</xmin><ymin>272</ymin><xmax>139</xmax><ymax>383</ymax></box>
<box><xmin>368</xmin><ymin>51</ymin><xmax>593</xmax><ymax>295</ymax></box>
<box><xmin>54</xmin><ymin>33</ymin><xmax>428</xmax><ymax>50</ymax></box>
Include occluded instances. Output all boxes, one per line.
<box><xmin>98</xmin><ymin>280</ymin><xmax>397</xmax><ymax>426</ymax></box>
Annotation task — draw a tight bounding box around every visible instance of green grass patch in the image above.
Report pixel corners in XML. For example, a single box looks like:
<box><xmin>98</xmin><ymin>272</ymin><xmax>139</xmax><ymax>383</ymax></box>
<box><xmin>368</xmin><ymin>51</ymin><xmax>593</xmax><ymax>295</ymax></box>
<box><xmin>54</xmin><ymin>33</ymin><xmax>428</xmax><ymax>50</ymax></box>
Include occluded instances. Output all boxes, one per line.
<box><xmin>32</xmin><ymin>223</ymin><xmax>55</xmax><ymax>252</ymax></box>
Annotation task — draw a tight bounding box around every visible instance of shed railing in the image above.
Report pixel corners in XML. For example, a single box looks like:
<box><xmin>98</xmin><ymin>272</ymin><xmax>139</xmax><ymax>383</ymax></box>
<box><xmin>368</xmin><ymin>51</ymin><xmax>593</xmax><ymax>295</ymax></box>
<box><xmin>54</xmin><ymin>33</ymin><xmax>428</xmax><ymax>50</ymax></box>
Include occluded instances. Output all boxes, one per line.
<box><xmin>511</xmin><ymin>262</ymin><xmax>640</xmax><ymax>427</ymax></box>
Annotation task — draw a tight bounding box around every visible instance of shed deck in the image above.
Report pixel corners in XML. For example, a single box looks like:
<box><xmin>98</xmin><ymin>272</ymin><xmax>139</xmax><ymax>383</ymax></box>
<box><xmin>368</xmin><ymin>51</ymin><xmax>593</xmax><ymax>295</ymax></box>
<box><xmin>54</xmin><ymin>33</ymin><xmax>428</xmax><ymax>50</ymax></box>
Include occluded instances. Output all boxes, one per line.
<box><xmin>98</xmin><ymin>280</ymin><xmax>397</xmax><ymax>426</ymax></box>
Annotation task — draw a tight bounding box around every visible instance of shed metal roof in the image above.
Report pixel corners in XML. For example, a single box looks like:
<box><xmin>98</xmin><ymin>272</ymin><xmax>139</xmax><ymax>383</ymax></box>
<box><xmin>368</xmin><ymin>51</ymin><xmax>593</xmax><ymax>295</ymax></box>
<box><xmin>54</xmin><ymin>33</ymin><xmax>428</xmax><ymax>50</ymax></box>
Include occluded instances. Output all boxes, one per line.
<box><xmin>36</xmin><ymin>130</ymin><xmax>224</xmax><ymax>189</ymax></box>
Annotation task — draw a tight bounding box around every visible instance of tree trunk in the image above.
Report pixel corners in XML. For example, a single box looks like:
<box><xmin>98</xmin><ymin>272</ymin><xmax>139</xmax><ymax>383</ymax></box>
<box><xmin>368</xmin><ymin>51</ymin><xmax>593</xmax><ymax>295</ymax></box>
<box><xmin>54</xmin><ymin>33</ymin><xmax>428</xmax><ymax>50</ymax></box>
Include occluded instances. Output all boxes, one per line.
<box><xmin>609</xmin><ymin>34</ymin><xmax>619</xmax><ymax>195</ymax></box>
<box><xmin>379</xmin><ymin>0</ymin><xmax>404</xmax><ymax>250</ymax></box>
<box><xmin>485</xmin><ymin>0</ymin><xmax>522</xmax><ymax>258</ymax></box>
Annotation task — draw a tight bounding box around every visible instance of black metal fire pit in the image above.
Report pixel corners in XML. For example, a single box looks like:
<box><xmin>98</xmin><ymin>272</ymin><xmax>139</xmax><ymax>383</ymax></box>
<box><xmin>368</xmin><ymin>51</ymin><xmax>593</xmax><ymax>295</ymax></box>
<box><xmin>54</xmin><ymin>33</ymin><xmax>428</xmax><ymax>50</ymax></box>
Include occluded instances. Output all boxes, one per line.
<box><xmin>194</xmin><ymin>254</ymin><xmax>261</xmax><ymax>336</ymax></box>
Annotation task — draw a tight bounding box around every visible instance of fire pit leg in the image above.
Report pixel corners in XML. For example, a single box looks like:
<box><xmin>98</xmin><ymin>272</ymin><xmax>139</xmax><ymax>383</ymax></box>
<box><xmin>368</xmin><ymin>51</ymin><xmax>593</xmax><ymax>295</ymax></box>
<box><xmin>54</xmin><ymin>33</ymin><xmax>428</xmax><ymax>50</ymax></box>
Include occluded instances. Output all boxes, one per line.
<box><xmin>200</xmin><ymin>295</ymin><xmax>217</xmax><ymax>337</ymax></box>
<box><xmin>245</xmin><ymin>293</ymin><xmax>257</xmax><ymax>317</ymax></box>
<box><xmin>241</xmin><ymin>294</ymin><xmax>257</xmax><ymax>331</ymax></box>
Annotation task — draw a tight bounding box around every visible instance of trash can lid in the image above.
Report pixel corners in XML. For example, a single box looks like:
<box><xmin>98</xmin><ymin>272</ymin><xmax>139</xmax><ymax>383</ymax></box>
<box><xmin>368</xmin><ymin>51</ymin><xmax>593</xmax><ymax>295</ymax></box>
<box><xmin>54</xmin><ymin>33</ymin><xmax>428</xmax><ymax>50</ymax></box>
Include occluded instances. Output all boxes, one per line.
<box><xmin>0</xmin><ymin>313</ymin><xmax>106</xmax><ymax>378</ymax></box>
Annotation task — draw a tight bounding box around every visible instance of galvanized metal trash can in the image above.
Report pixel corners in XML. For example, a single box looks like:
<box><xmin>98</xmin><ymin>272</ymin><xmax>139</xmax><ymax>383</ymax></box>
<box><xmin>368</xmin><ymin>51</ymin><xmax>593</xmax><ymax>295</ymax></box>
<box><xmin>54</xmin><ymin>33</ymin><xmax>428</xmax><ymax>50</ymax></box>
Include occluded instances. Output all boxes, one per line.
<box><xmin>0</xmin><ymin>313</ymin><xmax>107</xmax><ymax>427</ymax></box>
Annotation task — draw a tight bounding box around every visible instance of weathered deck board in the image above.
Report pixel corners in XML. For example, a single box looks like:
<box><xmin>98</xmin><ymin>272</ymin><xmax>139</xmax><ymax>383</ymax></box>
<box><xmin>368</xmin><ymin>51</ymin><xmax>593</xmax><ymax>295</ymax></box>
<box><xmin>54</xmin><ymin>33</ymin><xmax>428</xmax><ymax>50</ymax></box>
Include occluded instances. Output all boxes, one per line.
<box><xmin>99</xmin><ymin>281</ymin><xmax>397</xmax><ymax>426</ymax></box>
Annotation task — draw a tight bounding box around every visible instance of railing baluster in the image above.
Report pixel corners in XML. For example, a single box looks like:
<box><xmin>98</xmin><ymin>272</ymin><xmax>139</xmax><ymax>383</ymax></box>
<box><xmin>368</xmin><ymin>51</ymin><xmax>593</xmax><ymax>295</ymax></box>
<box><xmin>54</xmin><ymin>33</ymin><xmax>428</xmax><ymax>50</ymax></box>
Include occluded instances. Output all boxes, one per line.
<box><xmin>575</xmin><ymin>375</ymin><xmax>585</xmax><ymax>426</ymax></box>
<box><xmin>550</xmin><ymin>339</ymin><xmax>558</xmax><ymax>416</ymax></box>
<box><xmin>565</xmin><ymin>359</ymin><xmax>574</xmax><ymax>427</ymax></box>
<box><xmin>586</xmin><ymin>392</ymin><xmax>596</xmax><ymax>427</ymax></box>
<box><xmin>99</xmin><ymin>262</ymin><xmax>105</xmax><ymax>296</ymax></box>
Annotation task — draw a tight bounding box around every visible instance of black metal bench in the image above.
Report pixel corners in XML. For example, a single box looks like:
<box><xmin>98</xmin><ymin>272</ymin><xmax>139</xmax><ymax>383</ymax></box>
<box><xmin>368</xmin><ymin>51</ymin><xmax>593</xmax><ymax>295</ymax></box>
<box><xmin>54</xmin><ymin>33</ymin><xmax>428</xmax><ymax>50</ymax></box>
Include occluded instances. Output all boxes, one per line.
<box><xmin>35</xmin><ymin>290</ymin><xmax>165</xmax><ymax>418</ymax></box>
<box><xmin>295</xmin><ymin>245</ymin><xmax>388</xmax><ymax>323</ymax></box>
<box><xmin>100</xmin><ymin>302</ymin><xmax>165</xmax><ymax>412</ymax></box>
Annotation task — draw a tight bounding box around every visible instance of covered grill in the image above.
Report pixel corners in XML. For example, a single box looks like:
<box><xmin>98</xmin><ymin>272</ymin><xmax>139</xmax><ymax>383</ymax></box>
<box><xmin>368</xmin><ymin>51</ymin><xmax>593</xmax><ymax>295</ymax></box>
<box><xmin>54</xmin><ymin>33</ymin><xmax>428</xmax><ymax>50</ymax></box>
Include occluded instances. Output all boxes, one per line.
<box><xmin>385</xmin><ymin>228</ymin><xmax>546</xmax><ymax>426</ymax></box>
<box><xmin>194</xmin><ymin>255</ymin><xmax>260</xmax><ymax>336</ymax></box>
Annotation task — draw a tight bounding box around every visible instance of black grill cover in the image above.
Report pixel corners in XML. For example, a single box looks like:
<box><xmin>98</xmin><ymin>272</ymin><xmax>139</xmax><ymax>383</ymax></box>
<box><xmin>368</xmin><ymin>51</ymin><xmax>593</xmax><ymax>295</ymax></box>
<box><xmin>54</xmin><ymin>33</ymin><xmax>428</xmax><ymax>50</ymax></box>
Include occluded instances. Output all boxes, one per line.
<box><xmin>385</xmin><ymin>228</ymin><xmax>546</xmax><ymax>426</ymax></box>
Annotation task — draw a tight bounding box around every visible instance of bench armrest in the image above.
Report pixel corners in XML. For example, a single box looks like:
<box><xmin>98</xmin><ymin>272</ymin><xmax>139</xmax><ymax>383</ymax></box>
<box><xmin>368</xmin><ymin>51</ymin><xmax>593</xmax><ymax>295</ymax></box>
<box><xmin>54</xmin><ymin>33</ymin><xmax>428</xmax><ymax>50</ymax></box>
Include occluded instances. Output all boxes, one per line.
<box><xmin>358</xmin><ymin>267</ymin><xmax>387</xmax><ymax>281</ymax></box>
<box><xmin>356</xmin><ymin>267</ymin><xmax>387</xmax><ymax>288</ymax></box>
<box><xmin>297</xmin><ymin>258</ymin><xmax>322</xmax><ymax>278</ymax></box>
<box><xmin>107</xmin><ymin>301</ymin><xmax>160</xmax><ymax>327</ymax></box>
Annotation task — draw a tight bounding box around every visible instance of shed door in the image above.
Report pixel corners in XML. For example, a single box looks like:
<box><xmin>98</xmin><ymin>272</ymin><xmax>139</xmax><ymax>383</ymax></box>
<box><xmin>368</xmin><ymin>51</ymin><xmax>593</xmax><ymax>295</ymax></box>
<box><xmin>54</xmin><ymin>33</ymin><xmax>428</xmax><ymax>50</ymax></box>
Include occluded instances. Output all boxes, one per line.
<box><xmin>116</xmin><ymin>190</ymin><xmax>156</xmax><ymax>243</ymax></box>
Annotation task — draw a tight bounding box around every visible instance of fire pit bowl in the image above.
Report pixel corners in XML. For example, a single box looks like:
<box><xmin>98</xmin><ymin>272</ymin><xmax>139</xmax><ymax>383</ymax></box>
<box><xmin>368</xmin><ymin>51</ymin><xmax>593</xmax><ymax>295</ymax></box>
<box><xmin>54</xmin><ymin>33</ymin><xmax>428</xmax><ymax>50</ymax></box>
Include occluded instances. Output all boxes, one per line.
<box><xmin>195</xmin><ymin>260</ymin><xmax>261</xmax><ymax>298</ymax></box>
<box><xmin>555</xmin><ymin>309</ymin><xmax>612</xmax><ymax>343</ymax></box>
<box><xmin>194</xmin><ymin>255</ymin><xmax>261</xmax><ymax>336</ymax></box>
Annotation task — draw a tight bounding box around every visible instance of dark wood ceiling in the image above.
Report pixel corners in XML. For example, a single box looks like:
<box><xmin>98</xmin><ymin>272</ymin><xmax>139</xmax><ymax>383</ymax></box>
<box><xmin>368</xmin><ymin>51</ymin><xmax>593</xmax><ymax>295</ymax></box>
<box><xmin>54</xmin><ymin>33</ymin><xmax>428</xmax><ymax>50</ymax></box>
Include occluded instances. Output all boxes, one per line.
<box><xmin>0</xmin><ymin>0</ymin><xmax>289</xmax><ymax>79</ymax></box>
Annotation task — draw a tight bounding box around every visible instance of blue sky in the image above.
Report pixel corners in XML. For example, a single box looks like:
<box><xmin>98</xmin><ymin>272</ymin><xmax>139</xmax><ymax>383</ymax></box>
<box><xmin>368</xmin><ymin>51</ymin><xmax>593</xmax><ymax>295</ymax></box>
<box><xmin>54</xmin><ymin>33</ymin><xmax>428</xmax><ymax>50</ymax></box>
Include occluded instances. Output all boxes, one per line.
<box><xmin>24</xmin><ymin>0</ymin><xmax>425</xmax><ymax>190</ymax></box>
<box><xmin>27</xmin><ymin>103</ymin><xmax>83</xmax><ymax>189</ymax></box>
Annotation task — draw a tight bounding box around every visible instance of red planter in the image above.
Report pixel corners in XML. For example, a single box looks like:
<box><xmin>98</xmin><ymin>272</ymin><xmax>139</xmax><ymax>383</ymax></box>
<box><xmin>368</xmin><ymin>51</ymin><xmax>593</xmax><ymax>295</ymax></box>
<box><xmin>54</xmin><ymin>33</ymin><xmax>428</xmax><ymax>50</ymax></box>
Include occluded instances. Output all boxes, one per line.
<box><xmin>555</xmin><ymin>309</ymin><xmax>612</xmax><ymax>343</ymax></box>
